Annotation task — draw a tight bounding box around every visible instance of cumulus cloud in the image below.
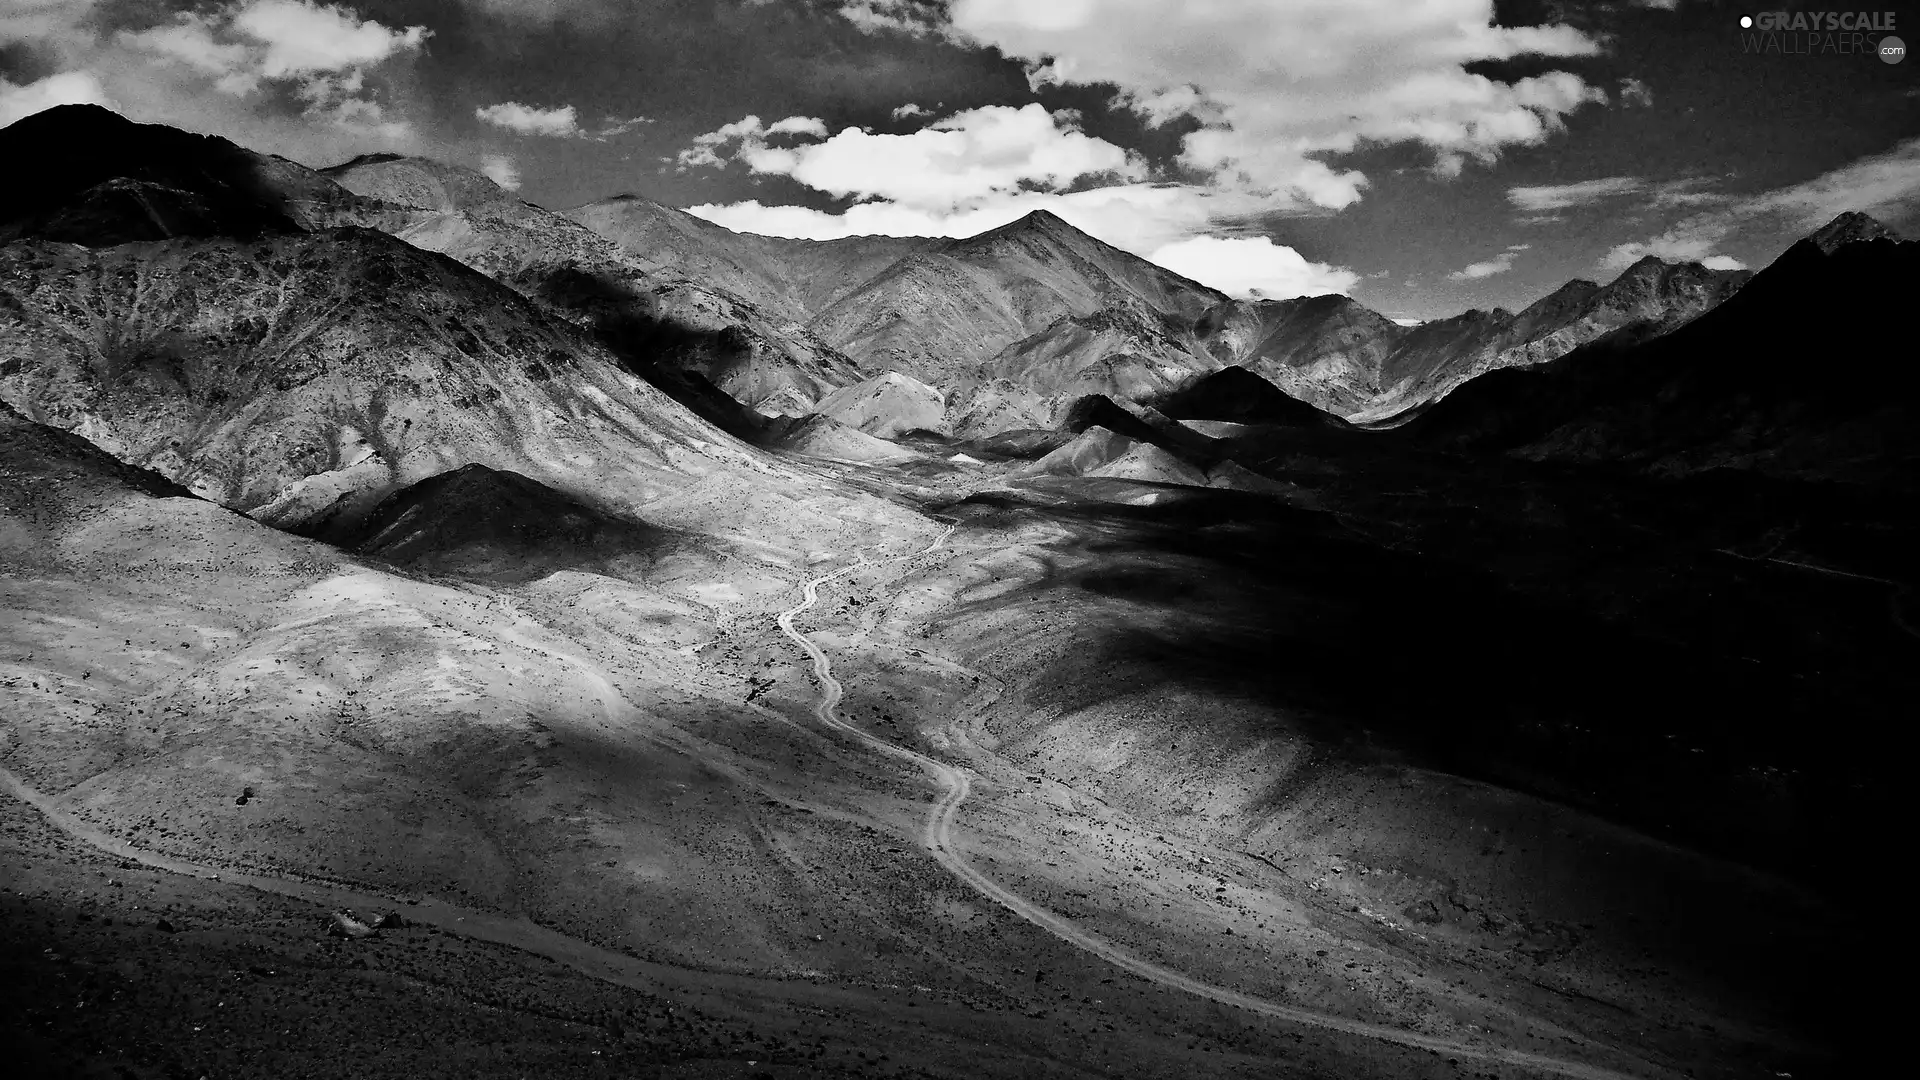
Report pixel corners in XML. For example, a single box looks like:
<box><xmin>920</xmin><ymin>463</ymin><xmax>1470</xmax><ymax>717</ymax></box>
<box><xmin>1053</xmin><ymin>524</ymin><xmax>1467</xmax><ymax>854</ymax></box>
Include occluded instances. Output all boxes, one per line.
<box><xmin>93</xmin><ymin>1</ymin><xmax>428</xmax><ymax>145</ymax></box>
<box><xmin>1447</xmin><ymin>243</ymin><xmax>1530</xmax><ymax>281</ymax></box>
<box><xmin>1618</xmin><ymin>77</ymin><xmax>1654</xmax><ymax>108</ymax></box>
<box><xmin>119</xmin><ymin>1</ymin><xmax>429</xmax><ymax>101</ymax></box>
<box><xmin>479</xmin><ymin>152</ymin><xmax>521</xmax><ymax>190</ymax></box>
<box><xmin>889</xmin><ymin>102</ymin><xmax>932</xmax><ymax>121</ymax></box>
<box><xmin>1144</xmin><ymin>235</ymin><xmax>1360</xmax><ymax>299</ymax></box>
<box><xmin>0</xmin><ymin>70</ymin><xmax>115</xmax><ymax>127</ymax></box>
<box><xmin>1599</xmin><ymin>136</ymin><xmax>1920</xmax><ymax>271</ymax></box>
<box><xmin>845</xmin><ymin>0</ymin><xmax>1609</xmax><ymax>209</ymax></box>
<box><xmin>475</xmin><ymin>100</ymin><xmax>579</xmax><ymax>136</ymax></box>
<box><xmin>0</xmin><ymin>1</ymin><xmax>430</xmax><ymax>157</ymax></box>
<box><xmin>677</xmin><ymin>103</ymin><xmax>1143</xmax><ymax>211</ymax></box>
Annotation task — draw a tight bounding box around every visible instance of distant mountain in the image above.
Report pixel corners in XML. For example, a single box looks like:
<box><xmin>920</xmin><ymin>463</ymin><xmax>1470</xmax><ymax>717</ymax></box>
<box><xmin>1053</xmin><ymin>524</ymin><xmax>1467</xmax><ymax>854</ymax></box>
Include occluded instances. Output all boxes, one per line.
<box><xmin>1397</xmin><ymin>213</ymin><xmax>1918</xmax><ymax>488</ymax></box>
<box><xmin>567</xmin><ymin>205</ymin><xmax>1233</xmax><ymax>435</ymax></box>
<box><xmin>565</xmin><ymin>197</ymin><xmax>1748</xmax><ymax>434</ymax></box>
<box><xmin>0</xmin><ymin>105</ymin><xmax>1761</xmax><ymax>456</ymax></box>
<box><xmin>805</xmin><ymin>210</ymin><xmax>1225</xmax><ymax>390</ymax></box>
<box><xmin>1197</xmin><ymin>294</ymin><xmax>1404</xmax><ymax>414</ymax></box>
<box><xmin>566</xmin><ymin>194</ymin><xmax>934</xmax><ymax>324</ymax></box>
<box><xmin>322</xmin><ymin>155</ymin><xmax>871</xmax><ymax>419</ymax></box>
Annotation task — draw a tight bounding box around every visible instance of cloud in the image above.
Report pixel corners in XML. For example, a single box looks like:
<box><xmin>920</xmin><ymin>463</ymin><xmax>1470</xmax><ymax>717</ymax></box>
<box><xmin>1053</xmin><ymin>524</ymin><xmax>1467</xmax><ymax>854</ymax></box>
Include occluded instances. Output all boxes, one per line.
<box><xmin>1144</xmin><ymin>235</ymin><xmax>1360</xmax><ymax>299</ymax></box>
<box><xmin>1447</xmin><ymin>243</ymin><xmax>1529</xmax><ymax>280</ymax></box>
<box><xmin>1699</xmin><ymin>255</ymin><xmax>1746</xmax><ymax>271</ymax></box>
<box><xmin>1618</xmin><ymin>77</ymin><xmax>1653</xmax><ymax>108</ymax></box>
<box><xmin>0</xmin><ymin>70</ymin><xmax>115</xmax><ymax>127</ymax></box>
<box><xmin>0</xmin><ymin>2</ymin><xmax>432</xmax><ymax>159</ymax></box>
<box><xmin>837</xmin><ymin>0</ymin><xmax>944</xmax><ymax>36</ymax></box>
<box><xmin>676</xmin><ymin>103</ymin><xmax>1143</xmax><ymax>211</ymax></box>
<box><xmin>101</xmin><ymin>1</ymin><xmax>429</xmax><ymax>144</ymax></box>
<box><xmin>1508</xmin><ymin>174</ymin><xmax>1731</xmax><ymax>219</ymax></box>
<box><xmin>1508</xmin><ymin>176</ymin><xmax>1647</xmax><ymax>212</ymax></box>
<box><xmin>475</xmin><ymin>101</ymin><xmax>579</xmax><ymax>136</ymax></box>
<box><xmin>119</xmin><ymin>2</ymin><xmax>429</xmax><ymax>97</ymax></box>
<box><xmin>889</xmin><ymin>102</ymin><xmax>932</xmax><ymax>121</ymax></box>
<box><xmin>231</xmin><ymin>0</ymin><xmax>428</xmax><ymax>79</ymax></box>
<box><xmin>479</xmin><ymin>152</ymin><xmax>521</xmax><ymax>190</ymax></box>
<box><xmin>1599</xmin><ymin>136</ymin><xmax>1920</xmax><ymax>271</ymax></box>
<box><xmin>846</xmin><ymin>0</ymin><xmax>1610</xmax><ymax>210</ymax></box>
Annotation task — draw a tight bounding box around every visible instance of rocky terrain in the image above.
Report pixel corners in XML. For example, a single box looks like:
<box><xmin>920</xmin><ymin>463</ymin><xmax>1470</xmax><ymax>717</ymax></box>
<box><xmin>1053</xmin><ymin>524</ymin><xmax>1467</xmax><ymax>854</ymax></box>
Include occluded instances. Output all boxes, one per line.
<box><xmin>553</xmin><ymin>193</ymin><xmax>1750</xmax><ymax>436</ymax></box>
<box><xmin>2</xmin><ymin>106</ymin><xmax>1900</xmax><ymax>1080</ymax></box>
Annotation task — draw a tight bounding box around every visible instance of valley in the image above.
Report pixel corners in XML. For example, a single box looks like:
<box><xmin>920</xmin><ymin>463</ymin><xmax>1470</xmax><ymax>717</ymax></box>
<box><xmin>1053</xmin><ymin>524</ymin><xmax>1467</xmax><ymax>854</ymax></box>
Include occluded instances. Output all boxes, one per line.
<box><xmin>1</xmin><ymin>105</ymin><xmax>1903</xmax><ymax>1080</ymax></box>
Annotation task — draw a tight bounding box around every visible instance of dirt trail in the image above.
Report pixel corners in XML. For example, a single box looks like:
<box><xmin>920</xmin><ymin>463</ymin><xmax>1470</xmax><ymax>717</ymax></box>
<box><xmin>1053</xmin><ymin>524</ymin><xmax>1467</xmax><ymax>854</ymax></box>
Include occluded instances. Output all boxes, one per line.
<box><xmin>778</xmin><ymin>526</ymin><xmax>1666</xmax><ymax>1080</ymax></box>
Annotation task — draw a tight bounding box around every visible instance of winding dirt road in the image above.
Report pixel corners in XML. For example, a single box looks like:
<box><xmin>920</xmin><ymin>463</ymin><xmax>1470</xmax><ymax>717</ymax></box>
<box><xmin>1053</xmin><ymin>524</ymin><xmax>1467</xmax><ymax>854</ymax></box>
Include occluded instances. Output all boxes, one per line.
<box><xmin>778</xmin><ymin>525</ymin><xmax>1662</xmax><ymax>1080</ymax></box>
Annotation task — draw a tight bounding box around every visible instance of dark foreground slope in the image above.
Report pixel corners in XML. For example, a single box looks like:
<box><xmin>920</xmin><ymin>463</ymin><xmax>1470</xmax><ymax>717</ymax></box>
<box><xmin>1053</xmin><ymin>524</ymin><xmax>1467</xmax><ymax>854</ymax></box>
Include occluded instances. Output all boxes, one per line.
<box><xmin>1151</xmin><ymin>365</ymin><xmax>1345</xmax><ymax>427</ymax></box>
<box><xmin>347</xmin><ymin>463</ymin><xmax>670</xmax><ymax>578</ymax></box>
<box><xmin>0</xmin><ymin>103</ymin><xmax>399</xmax><ymax>245</ymax></box>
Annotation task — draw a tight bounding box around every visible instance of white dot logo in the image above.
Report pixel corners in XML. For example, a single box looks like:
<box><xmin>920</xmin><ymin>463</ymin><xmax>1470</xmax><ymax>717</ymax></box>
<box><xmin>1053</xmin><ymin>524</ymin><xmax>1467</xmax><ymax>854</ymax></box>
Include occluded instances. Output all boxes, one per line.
<box><xmin>1740</xmin><ymin>15</ymin><xmax>1753</xmax><ymax>28</ymax></box>
<box><xmin>1882</xmin><ymin>36</ymin><xmax>1907</xmax><ymax>64</ymax></box>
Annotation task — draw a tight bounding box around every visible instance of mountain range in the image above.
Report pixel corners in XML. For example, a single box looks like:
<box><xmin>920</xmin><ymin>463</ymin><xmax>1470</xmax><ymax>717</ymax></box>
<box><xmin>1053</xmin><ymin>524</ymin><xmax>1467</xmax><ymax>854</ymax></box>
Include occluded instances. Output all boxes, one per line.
<box><xmin>1</xmin><ymin>102</ymin><xmax>1904</xmax><ymax>1080</ymax></box>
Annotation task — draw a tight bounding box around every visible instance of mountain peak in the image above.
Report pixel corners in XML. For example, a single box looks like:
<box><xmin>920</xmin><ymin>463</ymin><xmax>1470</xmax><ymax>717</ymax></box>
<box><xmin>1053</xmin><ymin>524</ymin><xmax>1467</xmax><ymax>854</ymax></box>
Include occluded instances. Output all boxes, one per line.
<box><xmin>1</xmin><ymin>102</ymin><xmax>130</xmax><ymax>135</ymax></box>
<box><xmin>1806</xmin><ymin>211</ymin><xmax>1902</xmax><ymax>254</ymax></box>
<box><xmin>324</xmin><ymin>151</ymin><xmax>408</xmax><ymax>171</ymax></box>
<box><xmin>973</xmin><ymin>208</ymin><xmax>1084</xmax><ymax>245</ymax></box>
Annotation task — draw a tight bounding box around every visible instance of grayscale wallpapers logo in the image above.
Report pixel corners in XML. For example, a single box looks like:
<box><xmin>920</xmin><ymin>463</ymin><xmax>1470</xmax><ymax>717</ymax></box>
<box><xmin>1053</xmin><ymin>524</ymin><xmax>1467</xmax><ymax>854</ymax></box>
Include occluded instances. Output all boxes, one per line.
<box><xmin>1736</xmin><ymin>11</ymin><xmax>1905</xmax><ymax>61</ymax></box>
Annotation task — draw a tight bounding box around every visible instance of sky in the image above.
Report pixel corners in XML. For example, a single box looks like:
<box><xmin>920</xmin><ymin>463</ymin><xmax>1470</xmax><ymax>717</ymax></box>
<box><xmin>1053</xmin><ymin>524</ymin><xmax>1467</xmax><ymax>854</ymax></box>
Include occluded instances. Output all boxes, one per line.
<box><xmin>2</xmin><ymin>0</ymin><xmax>1917</xmax><ymax>321</ymax></box>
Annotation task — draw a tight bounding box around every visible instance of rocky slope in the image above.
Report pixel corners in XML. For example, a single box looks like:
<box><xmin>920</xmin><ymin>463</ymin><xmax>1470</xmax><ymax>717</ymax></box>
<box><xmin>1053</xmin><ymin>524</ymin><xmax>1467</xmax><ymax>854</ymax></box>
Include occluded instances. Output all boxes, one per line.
<box><xmin>566</xmin><ymin>205</ymin><xmax>1234</xmax><ymax>437</ymax></box>
<box><xmin>814</xmin><ymin>369</ymin><xmax>947</xmax><ymax>438</ymax></box>
<box><xmin>566</xmin><ymin>193</ymin><xmax>934</xmax><ymax>324</ymax></box>
<box><xmin>563</xmin><ymin>194</ymin><xmax>1746</xmax><ymax>434</ymax></box>
<box><xmin>321</xmin><ymin>156</ymin><xmax>871</xmax><ymax>417</ymax></box>
<box><xmin>0</xmin><ymin>224</ymin><xmax>918</xmax><ymax>552</ymax></box>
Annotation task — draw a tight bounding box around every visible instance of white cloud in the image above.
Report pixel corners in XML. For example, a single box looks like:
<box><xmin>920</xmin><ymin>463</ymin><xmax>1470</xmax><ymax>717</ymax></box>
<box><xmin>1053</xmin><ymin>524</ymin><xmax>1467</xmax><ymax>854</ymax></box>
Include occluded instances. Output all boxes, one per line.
<box><xmin>837</xmin><ymin>0</ymin><xmax>942</xmax><ymax>36</ymax></box>
<box><xmin>890</xmin><ymin>102</ymin><xmax>932</xmax><ymax>121</ymax></box>
<box><xmin>479</xmin><ymin>152</ymin><xmax>521</xmax><ymax>191</ymax></box>
<box><xmin>1600</xmin><ymin>136</ymin><xmax>1920</xmax><ymax>271</ymax></box>
<box><xmin>232</xmin><ymin>0</ymin><xmax>428</xmax><ymax>79</ymax></box>
<box><xmin>1699</xmin><ymin>255</ymin><xmax>1746</xmax><ymax>271</ymax></box>
<box><xmin>0</xmin><ymin>70</ymin><xmax>115</xmax><ymax>127</ymax></box>
<box><xmin>863</xmin><ymin>0</ymin><xmax>1609</xmax><ymax>209</ymax></box>
<box><xmin>677</xmin><ymin>103</ymin><xmax>1143</xmax><ymax>211</ymax></box>
<box><xmin>1618</xmin><ymin>77</ymin><xmax>1654</xmax><ymax>108</ymax></box>
<box><xmin>676</xmin><ymin>114</ymin><xmax>815</xmax><ymax>169</ymax></box>
<box><xmin>1447</xmin><ymin>243</ymin><xmax>1529</xmax><ymax>281</ymax></box>
<box><xmin>1145</xmin><ymin>235</ymin><xmax>1360</xmax><ymax>300</ymax></box>
<box><xmin>475</xmin><ymin>100</ymin><xmax>580</xmax><ymax>136</ymax></box>
<box><xmin>1508</xmin><ymin>176</ymin><xmax>1647</xmax><ymax>212</ymax></box>
<box><xmin>105</xmin><ymin>1</ymin><xmax>429</xmax><ymax>142</ymax></box>
<box><xmin>766</xmin><ymin>115</ymin><xmax>828</xmax><ymax>137</ymax></box>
